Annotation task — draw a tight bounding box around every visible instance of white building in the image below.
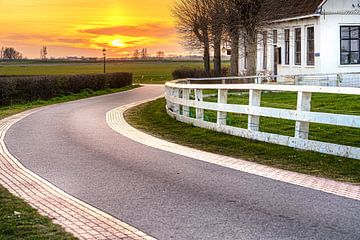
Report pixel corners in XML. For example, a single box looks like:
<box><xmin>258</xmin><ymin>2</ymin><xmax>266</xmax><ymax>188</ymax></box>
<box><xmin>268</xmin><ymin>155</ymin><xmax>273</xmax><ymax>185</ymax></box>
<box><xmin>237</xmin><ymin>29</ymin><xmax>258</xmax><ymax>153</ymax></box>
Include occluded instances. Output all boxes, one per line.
<box><xmin>239</xmin><ymin>0</ymin><xmax>360</xmax><ymax>76</ymax></box>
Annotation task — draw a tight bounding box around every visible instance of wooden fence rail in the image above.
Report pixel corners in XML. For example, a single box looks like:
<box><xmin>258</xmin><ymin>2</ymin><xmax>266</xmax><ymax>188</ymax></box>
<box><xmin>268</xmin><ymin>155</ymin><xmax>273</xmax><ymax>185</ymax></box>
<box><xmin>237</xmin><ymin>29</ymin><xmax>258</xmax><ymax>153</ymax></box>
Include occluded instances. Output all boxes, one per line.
<box><xmin>165</xmin><ymin>77</ymin><xmax>360</xmax><ymax>160</ymax></box>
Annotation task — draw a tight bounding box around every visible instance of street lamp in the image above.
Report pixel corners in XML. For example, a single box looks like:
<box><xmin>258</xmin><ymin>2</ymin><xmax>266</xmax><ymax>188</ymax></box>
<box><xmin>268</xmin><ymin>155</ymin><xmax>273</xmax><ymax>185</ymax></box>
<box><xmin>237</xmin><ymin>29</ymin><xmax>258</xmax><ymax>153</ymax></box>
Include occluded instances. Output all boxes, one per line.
<box><xmin>102</xmin><ymin>48</ymin><xmax>106</xmax><ymax>74</ymax></box>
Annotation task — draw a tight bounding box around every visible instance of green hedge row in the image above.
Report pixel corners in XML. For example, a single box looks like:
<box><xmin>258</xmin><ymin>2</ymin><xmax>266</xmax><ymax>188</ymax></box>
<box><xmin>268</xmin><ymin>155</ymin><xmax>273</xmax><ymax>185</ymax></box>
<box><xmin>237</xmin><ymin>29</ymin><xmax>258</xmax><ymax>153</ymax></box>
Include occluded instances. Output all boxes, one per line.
<box><xmin>0</xmin><ymin>72</ymin><xmax>132</xmax><ymax>106</ymax></box>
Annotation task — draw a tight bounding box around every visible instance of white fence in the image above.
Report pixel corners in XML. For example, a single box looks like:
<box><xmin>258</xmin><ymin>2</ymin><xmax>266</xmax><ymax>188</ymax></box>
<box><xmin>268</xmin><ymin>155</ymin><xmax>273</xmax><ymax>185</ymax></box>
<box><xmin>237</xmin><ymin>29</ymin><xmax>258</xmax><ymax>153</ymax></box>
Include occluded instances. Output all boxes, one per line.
<box><xmin>295</xmin><ymin>72</ymin><xmax>360</xmax><ymax>88</ymax></box>
<box><xmin>165</xmin><ymin>77</ymin><xmax>360</xmax><ymax>160</ymax></box>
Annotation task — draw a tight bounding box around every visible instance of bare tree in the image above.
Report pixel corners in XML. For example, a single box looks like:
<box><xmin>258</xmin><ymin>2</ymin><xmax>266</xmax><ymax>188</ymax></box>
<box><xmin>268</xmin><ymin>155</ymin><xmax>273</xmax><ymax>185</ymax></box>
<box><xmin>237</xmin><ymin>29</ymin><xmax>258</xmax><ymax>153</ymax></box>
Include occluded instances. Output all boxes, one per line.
<box><xmin>40</xmin><ymin>46</ymin><xmax>48</xmax><ymax>60</ymax></box>
<box><xmin>3</xmin><ymin>47</ymin><xmax>23</xmax><ymax>60</ymax></box>
<box><xmin>223</xmin><ymin>0</ymin><xmax>264</xmax><ymax>76</ymax></box>
<box><xmin>133</xmin><ymin>49</ymin><xmax>140</xmax><ymax>60</ymax></box>
<box><xmin>156</xmin><ymin>51</ymin><xmax>165</xmax><ymax>59</ymax></box>
<box><xmin>141</xmin><ymin>48</ymin><xmax>148</xmax><ymax>59</ymax></box>
<box><xmin>224</xmin><ymin>0</ymin><xmax>241</xmax><ymax>76</ymax></box>
<box><xmin>0</xmin><ymin>47</ymin><xmax>4</xmax><ymax>60</ymax></box>
<box><xmin>207</xmin><ymin>0</ymin><xmax>225</xmax><ymax>76</ymax></box>
<box><xmin>172</xmin><ymin>0</ymin><xmax>211</xmax><ymax>75</ymax></box>
<box><xmin>238</xmin><ymin>0</ymin><xmax>263</xmax><ymax>76</ymax></box>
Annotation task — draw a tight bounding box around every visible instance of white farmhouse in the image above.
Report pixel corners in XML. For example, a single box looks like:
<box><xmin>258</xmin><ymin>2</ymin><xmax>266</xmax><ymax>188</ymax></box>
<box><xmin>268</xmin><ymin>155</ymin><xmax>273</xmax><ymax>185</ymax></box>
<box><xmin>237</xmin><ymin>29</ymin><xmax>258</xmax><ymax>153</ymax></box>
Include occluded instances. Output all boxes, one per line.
<box><xmin>239</xmin><ymin>0</ymin><xmax>360</xmax><ymax>76</ymax></box>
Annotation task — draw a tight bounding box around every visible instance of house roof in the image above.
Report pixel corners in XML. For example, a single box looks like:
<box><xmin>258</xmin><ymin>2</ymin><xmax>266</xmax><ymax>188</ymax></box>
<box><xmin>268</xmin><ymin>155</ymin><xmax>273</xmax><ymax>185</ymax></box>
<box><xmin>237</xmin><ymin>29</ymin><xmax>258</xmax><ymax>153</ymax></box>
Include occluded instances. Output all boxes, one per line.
<box><xmin>260</xmin><ymin>0</ymin><xmax>325</xmax><ymax>21</ymax></box>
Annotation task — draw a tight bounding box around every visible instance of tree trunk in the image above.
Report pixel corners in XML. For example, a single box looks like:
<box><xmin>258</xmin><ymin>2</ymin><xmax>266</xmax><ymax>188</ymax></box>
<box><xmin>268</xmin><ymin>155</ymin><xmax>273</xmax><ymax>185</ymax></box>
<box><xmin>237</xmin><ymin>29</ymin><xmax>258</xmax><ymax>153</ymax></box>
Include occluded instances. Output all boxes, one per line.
<box><xmin>213</xmin><ymin>36</ymin><xmax>222</xmax><ymax>77</ymax></box>
<box><xmin>230</xmin><ymin>32</ymin><xmax>240</xmax><ymax>76</ymax></box>
<box><xmin>246</xmin><ymin>30</ymin><xmax>257</xmax><ymax>76</ymax></box>
<box><xmin>203</xmin><ymin>32</ymin><xmax>211</xmax><ymax>76</ymax></box>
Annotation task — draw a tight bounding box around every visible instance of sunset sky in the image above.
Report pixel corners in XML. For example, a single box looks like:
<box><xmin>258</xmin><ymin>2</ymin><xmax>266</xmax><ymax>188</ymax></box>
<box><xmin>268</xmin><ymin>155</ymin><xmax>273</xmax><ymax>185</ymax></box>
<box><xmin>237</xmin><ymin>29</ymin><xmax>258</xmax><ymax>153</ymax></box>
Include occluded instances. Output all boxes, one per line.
<box><xmin>0</xmin><ymin>0</ymin><xmax>185</xmax><ymax>58</ymax></box>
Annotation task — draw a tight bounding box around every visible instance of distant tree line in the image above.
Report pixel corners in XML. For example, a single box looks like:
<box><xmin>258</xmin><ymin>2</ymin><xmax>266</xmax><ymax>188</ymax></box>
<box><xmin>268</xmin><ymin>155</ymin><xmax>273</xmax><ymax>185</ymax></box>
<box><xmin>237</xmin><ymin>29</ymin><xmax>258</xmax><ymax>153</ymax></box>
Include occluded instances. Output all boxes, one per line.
<box><xmin>133</xmin><ymin>48</ymin><xmax>166</xmax><ymax>60</ymax></box>
<box><xmin>172</xmin><ymin>0</ymin><xmax>264</xmax><ymax>76</ymax></box>
<box><xmin>0</xmin><ymin>47</ymin><xmax>23</xmax><ymax>60</ymax></box>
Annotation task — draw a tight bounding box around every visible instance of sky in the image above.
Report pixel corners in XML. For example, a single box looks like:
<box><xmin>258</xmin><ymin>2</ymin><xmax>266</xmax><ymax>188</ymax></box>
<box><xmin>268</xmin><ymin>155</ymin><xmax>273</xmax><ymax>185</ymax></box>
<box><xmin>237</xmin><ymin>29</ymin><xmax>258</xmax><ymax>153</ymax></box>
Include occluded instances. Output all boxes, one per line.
<box><xmin>0</xmin><ymin>0</ymin><xmax>185</xmax><ymax>58</ymax></box>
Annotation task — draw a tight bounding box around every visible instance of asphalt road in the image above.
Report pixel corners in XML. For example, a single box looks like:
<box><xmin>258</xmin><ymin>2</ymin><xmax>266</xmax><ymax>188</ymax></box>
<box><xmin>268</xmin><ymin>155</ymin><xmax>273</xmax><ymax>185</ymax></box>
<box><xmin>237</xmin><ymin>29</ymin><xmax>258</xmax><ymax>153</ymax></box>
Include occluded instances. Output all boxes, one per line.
<box><xmin>5</xmin><ymin>85</ymin><xmax>360</xmax><ymax>240</ymax></box>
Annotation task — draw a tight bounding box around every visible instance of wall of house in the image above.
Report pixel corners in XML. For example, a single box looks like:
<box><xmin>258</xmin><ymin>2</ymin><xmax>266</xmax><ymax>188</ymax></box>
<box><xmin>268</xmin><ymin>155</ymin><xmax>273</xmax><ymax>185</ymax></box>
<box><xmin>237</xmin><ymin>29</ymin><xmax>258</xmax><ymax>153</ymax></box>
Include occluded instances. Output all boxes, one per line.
<box><xmin>269</xmin><ymin>18</ymin><xmax>320</xmax><ymax>76</ymax></box>
<box><xmin>319</xmin><ymin>0</ymin><xmax>360</xmax><ymax>73</ymax></box>
<box><xmin>238</xmin><ymin>0</ymin><xmax>360</xmax><ymax>77</ymax></box>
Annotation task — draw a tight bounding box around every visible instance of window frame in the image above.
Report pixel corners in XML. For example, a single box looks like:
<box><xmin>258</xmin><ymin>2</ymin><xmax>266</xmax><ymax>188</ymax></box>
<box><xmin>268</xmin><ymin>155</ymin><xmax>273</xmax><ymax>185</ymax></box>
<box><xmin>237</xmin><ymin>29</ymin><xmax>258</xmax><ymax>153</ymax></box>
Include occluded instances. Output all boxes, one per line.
<box><xmin>294</xmin><ymin>28</ymin><xmax>302</xmax><ymax>65</ymax></box>
<box><xmin>340</xmin><ymin>25</ymin><xmax>360</xmax><ymax>65</ymax></box>
<box><xmin>306</xmin><ymin>26</ymin><xmax>315</xmax><ymax>66</ymax></box>
<box><xmin>284</xmin><ymin>29</ymin><xmax>290</xmax><ymax>65</ymax></box>
<box><xmin>273</xmin><ymin>29</ymin><xmax>278</xmax><ymax>44</ymax></box>
<box><xmin>263</xmin><ymin>31</ymin><xmax>268</xmax><ymax>70</ymax></box>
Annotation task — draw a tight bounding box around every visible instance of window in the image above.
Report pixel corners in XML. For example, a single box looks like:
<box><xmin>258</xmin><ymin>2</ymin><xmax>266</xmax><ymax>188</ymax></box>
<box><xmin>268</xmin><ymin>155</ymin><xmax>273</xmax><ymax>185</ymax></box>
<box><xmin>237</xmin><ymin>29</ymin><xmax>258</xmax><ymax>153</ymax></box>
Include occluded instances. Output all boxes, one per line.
<box><xmin>273</xmin><ymin>30</ymin><xmax>277</xmax><ymax>44</ymax></box>
<box><xmin>295</xmin><ymin>28</ymin><xmax>301</xmax><ymax>65</ymax></box>
<box><xmin>263</xmin><ymin>31</ymin><xmax>268</xmax><ymax>69</ymax></box>
<box><xmin>340</xmin><ymin>26</ymin><xmax>360</xmax><ymax>65</ymax></box>
<box><xmin>284</xmin><ymin>29</ymin><xmax>290</xmax><ymax>65</ymax></box>
<box><xmin>307</xmin><ymin>27</ymin><xmax>315</xmax><ymax>66</ymax></box>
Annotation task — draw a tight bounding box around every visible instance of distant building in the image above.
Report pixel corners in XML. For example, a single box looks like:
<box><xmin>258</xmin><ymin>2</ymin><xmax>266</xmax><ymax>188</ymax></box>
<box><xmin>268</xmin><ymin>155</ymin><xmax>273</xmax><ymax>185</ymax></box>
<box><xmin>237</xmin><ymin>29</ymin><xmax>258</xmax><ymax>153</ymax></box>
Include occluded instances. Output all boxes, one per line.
<box><xmin>239</xmin><ymin>0</ymin><xmax>360</xmax><ymax>76</ymax></box>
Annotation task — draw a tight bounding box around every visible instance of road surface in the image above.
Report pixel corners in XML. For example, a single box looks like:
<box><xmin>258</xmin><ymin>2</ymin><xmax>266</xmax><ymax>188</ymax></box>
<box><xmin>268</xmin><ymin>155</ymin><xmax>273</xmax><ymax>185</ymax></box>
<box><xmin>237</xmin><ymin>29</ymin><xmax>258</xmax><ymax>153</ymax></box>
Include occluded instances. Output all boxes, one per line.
<box><xmin>5</xmin><ymin>85</ymin><xmax>360</xmax><ymax>240</ymax></box>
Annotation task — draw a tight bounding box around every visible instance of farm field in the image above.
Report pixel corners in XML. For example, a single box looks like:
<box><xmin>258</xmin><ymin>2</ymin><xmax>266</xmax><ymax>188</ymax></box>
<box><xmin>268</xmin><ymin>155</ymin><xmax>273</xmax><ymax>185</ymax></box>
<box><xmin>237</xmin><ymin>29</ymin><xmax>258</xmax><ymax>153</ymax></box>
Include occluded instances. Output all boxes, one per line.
<box><xmin>0</xmin><ymin>61</ymin><xmax>226</xmax><ymax>84</ymax></box>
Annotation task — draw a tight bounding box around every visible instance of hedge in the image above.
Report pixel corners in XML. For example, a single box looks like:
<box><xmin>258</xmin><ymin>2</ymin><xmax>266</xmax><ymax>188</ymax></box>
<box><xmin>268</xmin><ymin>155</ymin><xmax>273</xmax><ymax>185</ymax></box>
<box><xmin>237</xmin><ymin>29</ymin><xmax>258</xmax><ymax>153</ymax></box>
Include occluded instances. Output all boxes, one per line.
<box><xmin>172</xmin><ymin>66</ymin><xmax>229</xmax><ymax>80</ymax></box>
<box><xmin>0</xmin><ymin>72</ymin><xmax>132</xmax><ymax>106</ymax></box>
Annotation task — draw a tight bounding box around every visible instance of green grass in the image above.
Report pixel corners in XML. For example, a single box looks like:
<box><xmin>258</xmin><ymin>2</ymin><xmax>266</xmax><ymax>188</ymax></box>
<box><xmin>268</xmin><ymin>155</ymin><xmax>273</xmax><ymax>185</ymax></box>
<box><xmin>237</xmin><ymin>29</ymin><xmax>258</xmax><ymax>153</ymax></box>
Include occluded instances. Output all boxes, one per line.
<box><xmin>0</xmin><ymin>84</ymin><xmax>139</xmax><ymax>239</ymax></box>
<box><xmin>0</xmin><ymin>61</ymin><xmax>226</xmax><ymax>84</ymax></box>
<box><xmin>0</xmin><ymin>186</ymin><xmax>76</xmax><ymax>240</ymax></box>
<box><xmin>0</xmin><ymin>85</ymin><xmax>139</xmax><ymax>120</ymax></box>
<box><xmin>203</xmin><ymin>92</ymin><xmax>360</xmax><ymax>146</ymax></box>
<box><xmin>125</xmin><ymin>97</ymin><xmax>360</xmax><ymax>184</ymax></box>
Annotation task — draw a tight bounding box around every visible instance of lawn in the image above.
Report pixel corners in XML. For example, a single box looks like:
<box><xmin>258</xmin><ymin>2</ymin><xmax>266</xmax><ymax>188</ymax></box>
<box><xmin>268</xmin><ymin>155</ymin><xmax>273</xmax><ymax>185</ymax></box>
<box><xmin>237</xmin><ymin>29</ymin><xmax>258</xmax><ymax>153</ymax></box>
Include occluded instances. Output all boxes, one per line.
<box><xmin>125</xmin><ymin>94</ymin><xmax>360</xmax><ymax>183</ymax></box>
<box><xmin>0</xmin><ymin>186</ymin><xmax>76</xmax><ymax>240</ymax></box>
<box><xmin>0</xmin><ymin>61</ymin><xmax>222</xmax><ymax>84</ymax></box>
<box><xmin>202</xmin><ymin>91</ymin><xmax>360</xmax><ymax>147</ymax></box>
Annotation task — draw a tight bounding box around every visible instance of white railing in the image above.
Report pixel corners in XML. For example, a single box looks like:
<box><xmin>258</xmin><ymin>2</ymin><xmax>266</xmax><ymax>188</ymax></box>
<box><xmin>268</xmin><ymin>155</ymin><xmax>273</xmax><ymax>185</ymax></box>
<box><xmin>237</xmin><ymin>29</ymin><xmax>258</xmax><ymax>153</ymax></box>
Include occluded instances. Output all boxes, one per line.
<box><xmin>165</xmin><ymin>77</ymin><xmax>360</xmax><ymax>160</ymax></box>
<box><xmin>295</xmin><ymin>72</ymin><xmax>360</xmax><ymax>88</ymax></box>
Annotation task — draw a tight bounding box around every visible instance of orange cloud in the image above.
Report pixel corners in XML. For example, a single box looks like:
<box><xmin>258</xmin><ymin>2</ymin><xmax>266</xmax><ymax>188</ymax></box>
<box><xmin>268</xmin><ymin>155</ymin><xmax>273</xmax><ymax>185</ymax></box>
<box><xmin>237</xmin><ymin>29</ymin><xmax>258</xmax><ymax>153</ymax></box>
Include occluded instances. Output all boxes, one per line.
<box><xmin>81</xmin><ymin>23</ymin><xmax>176</xmax><ymax>38</ymax></box>
<box><xmin>0</xmin><ymin>0</ymin><xmax>184</xmax><ymax>58</ymax></box>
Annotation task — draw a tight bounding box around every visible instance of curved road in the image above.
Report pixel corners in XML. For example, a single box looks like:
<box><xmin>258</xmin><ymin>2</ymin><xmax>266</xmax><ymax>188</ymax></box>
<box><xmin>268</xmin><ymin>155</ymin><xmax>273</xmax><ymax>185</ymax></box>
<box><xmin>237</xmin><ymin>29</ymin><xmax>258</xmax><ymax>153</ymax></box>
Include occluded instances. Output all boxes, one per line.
<box><xmin>5</xmin><ymin>85</ymin><xmax>360</xmax><ymax>240</ymax></box>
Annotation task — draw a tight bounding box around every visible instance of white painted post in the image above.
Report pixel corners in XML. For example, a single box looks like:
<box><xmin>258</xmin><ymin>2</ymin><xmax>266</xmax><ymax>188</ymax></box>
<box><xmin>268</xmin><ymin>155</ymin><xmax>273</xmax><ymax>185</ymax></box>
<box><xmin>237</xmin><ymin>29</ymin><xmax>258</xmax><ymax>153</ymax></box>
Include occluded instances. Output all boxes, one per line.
<box><xmin>295</xmin><ymin>91</ymin><xmax>312</xmax><ymax>139</ymax></box>
<box><xmin>195</xmin><ymin>89</ymin><xmax>204</xmax><ymax>120</ymax></box>
<box><xmin>165</xmin><ymin>86</ymin><xmax>172</xmax><ymax>111</ymax></box>
<box><xmin>182</xmin><ymin>89</ymin><xmax>190</xmax><ymax>117</ymax></box>
<box><xmin>217</xmin><ymin>89</ymin><xmax>228</xmax><ymax>125</ymax></box>
<box><xmin>248</xmin><ymin>89</ymin><xmax>261</xmax><ymax>131</ymax></box>
<box><xmin>173</xmin><ymin>88</ymin><xmax>180</xmax><ymax>114</ymax></box>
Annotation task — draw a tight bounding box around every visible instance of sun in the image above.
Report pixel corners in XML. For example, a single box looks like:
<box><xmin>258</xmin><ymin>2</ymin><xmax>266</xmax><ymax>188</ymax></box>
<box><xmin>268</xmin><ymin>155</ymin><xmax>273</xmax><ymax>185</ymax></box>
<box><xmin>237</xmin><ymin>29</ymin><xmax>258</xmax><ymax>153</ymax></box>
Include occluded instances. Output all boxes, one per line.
<box><xmin>111</xmin><ymin>39</ymin><xmax>125</xmax><ymax>47</ymax></box>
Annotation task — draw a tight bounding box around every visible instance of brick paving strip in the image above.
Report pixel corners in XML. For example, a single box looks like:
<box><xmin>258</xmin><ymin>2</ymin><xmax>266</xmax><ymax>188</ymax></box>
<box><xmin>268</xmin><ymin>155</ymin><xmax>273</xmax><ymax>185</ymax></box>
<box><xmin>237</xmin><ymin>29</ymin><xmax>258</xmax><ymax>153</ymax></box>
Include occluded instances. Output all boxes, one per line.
<box><xmin>0</xmin><ymin>108</ymin><xmax>157</xmax><ymax>240</ymax></box>
<box><xmin>106</xmin><ymin>97</ymin><xmax>360</xmax><ymax>202</ymax></box>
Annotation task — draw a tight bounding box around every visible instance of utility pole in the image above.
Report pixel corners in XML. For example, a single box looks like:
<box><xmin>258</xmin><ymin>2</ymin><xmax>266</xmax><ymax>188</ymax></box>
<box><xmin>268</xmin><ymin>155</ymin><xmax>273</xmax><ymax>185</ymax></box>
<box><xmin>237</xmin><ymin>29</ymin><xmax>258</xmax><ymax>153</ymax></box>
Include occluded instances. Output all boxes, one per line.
<box><xmin>102</xmin><ymin>48</ymin><xmax>106</xmax><ymax>74</ymax></box>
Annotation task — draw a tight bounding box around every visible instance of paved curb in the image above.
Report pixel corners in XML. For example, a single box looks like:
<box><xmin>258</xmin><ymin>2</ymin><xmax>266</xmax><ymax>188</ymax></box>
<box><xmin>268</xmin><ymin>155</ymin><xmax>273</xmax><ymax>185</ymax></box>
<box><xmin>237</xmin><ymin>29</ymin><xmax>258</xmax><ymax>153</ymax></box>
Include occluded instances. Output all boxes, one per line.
<box><xmin>106</xmin><ymin>97</ymin><xmax>360</xmax><ymax>202</ymax></box>
<box><xmin>0</xmin><ymin>108</ymin><xmax>156</xmax><ymax>240</ymax></box>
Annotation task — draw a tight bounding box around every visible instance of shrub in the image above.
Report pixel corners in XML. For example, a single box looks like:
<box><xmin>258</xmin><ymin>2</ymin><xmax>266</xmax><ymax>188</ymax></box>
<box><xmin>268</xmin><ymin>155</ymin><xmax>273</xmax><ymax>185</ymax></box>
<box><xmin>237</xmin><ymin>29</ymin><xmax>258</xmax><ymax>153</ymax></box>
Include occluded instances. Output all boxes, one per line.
<box><xmin>172</xmin><ymin>66</ymin><xmax>229</xmax><ymax>80</ymax></box>
<box><xmin>0</xmin><ymin>72</ymin><xmax>132</xmax><ymax>106</ymax></box>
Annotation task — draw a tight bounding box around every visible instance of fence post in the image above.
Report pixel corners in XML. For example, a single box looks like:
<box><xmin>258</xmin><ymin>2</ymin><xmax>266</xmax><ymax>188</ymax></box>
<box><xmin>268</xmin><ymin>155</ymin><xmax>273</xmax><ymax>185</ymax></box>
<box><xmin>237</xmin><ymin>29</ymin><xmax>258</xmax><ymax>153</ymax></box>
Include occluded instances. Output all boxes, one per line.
<box><xmin>195</xmin><ymin>89</ymin><xmax>204</xmax><ymax>120</ymax></box>
<box><xmin>337</xmin><ymin>74</ymin><xmax>342</xmax><ymax>87</ymax></box>
<box><xmin>172</xmin><ymin>88</ymin><xmax>180</xmax><ymax>114</ymax></box>
<box><xmin>248</xmin><ymin>89</ymin><xmax>261</xmax><ymax>131</ymax></box>
<box><xmin>295</xmin><ymin>91</ymin><xmax>312</xmax><ymax>139</ymax></box>
<box><xmin>217</xmin><ymin>89</ymin><xmax>228</xmax><ymax>125</ymax></box>
<box><xmin>182</xmin><ymin>89</ymin><xmax>190</xmax><ymax>117</ymax></box>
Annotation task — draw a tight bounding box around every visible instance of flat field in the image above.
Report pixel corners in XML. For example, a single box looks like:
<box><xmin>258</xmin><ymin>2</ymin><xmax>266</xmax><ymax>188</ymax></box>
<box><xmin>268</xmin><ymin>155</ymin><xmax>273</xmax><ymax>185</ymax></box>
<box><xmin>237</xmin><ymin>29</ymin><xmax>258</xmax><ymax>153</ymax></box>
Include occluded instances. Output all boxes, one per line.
<box><xmin>0</xmin><ymin>61</ymin><xmax>217</xmax><ymax>84</ymax></box>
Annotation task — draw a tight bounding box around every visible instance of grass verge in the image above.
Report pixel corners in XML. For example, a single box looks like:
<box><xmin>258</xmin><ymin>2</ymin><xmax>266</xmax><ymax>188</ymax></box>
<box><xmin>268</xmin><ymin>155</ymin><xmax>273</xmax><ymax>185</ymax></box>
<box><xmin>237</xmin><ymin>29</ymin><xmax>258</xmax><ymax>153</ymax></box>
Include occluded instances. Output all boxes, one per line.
<box><xmin>0</xmin><ymin>186</ymin><xmax>76</xmax><ymax>240</ymax></box>
<box><xmin>0</xmin><ymin>84</ymin><xmax>139</xmax><ymax>239</ymax></box>
<box><xmin>0</xmin><ymin>85</ymin><xmax>140</xmax><ymax>120</ymax></box>
<box><xmin>125</xmin><ymin>98</ymin><xmax>360</xmax><ymax>184</ymax></box>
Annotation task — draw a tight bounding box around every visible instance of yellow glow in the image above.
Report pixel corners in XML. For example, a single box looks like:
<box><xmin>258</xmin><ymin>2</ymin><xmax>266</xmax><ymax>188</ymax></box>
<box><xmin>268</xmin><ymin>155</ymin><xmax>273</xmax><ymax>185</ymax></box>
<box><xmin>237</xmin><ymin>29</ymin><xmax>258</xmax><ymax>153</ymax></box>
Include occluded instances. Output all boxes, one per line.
<box><xmin>0</xmin><ymin>0</ymin><xmax>182</xmax><ymax>58</ymax></box>
<box><xmin>111</xmin><ymin>39</ymin><xmax>125</xmax><ymax>47</ymax></box>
